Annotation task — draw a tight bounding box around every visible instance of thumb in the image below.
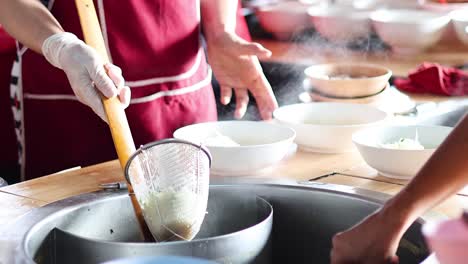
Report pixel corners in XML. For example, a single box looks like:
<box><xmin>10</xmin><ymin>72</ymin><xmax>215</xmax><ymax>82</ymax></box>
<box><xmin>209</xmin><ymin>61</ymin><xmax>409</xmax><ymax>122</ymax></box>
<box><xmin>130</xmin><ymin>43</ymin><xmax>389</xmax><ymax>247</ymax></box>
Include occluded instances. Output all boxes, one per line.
<box><xmin>387</xmin><ymin>255</ymin><xmax>399</xmax><ymax>264</ymax></box>
<box><xmin>234</xmin><ymin>40</ymin><xmax>272</xmax><ymax>58</ymax></box>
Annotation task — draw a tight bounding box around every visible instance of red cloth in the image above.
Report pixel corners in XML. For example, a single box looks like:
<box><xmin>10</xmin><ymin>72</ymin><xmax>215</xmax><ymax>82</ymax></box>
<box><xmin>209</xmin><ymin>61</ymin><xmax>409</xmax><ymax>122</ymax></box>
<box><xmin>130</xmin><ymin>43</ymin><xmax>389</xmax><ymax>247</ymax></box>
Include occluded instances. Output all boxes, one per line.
<box><xmin>394</xmin><ymin>62</ymin><xmax>468</xmax><ymax>96</ymax></box>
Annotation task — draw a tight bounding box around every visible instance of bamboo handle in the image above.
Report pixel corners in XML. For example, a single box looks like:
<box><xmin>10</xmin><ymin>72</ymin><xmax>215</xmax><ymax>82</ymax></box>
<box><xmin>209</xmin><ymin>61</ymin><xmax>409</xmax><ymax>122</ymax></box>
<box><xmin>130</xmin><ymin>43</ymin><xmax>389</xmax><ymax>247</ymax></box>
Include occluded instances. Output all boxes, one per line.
<box><xmin>74</xmin><ymin>0</ymin><xmax>154</xmax><ymax>242</ymax></box>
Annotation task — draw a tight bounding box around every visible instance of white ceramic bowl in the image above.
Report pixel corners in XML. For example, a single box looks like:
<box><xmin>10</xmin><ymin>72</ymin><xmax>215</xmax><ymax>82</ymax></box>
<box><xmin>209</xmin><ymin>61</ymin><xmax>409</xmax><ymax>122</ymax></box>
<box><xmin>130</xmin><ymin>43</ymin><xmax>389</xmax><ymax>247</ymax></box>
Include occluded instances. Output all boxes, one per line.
<box><xmin>422</xmin><ymin>217</ymin><xmax>468</xmax><ymax>264</ymax></box>
<box><xmin>307</xmin><ymin>6</ymin><xmax>372</xmax><ymax>43</ymax></box>
<box><xmin>451</xmin><ymin>9</ymin><xmax>468</xmax><ymax>45</ymax></box>
<box><xmin>370</xmin><ymin>9</ymin><xmax>451</xmax><ymax>54</ymax></box>
<box><xmin>304</xmin><ymin>63</ymin><xmax>392</xmax><ymax>98</ymax></box>
<box><xmin>353</xmin><ymin>125</ymin><xmax>452</xmax><ymax>179</ymax></box>
<box><xmin>273</xmin><ymin>103</ymin><xmax>388</xmax><ymax>153</ymax></box>
<box><xmin>255</xmin><ymin>1</ymin><xmax>314</xmax><ymax>40</ymax></box>
<box><xmin>419</xmin><ymin>0</ymin><xmax>468</xmax><ymax>13</ymax></box>
<box><xmin>173</xmin><ymin>121</ymin><xmax>296</xmax><ymax>176</ymax></box>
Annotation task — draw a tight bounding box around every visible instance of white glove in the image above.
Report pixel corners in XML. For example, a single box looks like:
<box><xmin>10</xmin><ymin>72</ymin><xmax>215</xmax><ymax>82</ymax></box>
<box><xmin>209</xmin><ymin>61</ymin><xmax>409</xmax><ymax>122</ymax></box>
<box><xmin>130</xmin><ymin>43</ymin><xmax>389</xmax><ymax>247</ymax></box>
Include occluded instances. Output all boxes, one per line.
<box><xmin>42</xmin><ymin>32</ymin><xmax>130</xmax><ymax>122</ymax></box>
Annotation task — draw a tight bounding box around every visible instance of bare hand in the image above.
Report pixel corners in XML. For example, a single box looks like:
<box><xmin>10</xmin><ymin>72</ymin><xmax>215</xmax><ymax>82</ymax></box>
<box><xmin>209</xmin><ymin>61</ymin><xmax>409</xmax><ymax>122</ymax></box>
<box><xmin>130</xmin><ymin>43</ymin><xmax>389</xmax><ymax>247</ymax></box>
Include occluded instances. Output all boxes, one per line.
<box><xmin>205</xmin><ymin>32</ymin><xmax>278</xmax><ymax>120</ymax></box>
<box><xmin>331</xmin><ymin>211</ymin><xmax>402</xmax><ymax>264</ymax></box>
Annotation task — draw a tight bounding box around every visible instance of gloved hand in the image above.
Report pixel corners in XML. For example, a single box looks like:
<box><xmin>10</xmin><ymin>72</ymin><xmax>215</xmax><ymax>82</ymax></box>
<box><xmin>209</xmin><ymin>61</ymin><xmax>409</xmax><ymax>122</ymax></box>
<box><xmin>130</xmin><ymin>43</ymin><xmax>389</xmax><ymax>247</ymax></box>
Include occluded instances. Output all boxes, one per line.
<box><xmin>42</xmin><ymin>32</ymin><xmax>130</xmax><ymax>122</ymax></box>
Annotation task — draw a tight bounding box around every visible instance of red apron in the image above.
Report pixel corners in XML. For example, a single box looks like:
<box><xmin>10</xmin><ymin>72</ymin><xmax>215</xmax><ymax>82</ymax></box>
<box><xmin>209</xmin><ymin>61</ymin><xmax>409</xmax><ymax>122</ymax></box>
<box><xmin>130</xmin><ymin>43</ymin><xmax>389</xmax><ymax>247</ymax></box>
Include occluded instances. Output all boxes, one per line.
<box><xmin>16</xmin><ymin>0</ymin><xmax>218</xmax><ymax>180</ymax></box>
<box><xmin>0</xmin><ymin>27</ymin><xmax>17</xmax><ymax>177</ymax></box>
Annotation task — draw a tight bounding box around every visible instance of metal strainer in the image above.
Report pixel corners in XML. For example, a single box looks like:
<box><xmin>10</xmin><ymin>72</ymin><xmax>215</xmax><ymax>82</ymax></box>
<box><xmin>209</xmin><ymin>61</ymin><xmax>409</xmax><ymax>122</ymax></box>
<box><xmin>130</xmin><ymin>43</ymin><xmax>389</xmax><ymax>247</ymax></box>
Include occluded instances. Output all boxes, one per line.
<box><xmin>125</xmin><ymin>139</ymin><xmax>211</xmax><ymax>242</ymax></box>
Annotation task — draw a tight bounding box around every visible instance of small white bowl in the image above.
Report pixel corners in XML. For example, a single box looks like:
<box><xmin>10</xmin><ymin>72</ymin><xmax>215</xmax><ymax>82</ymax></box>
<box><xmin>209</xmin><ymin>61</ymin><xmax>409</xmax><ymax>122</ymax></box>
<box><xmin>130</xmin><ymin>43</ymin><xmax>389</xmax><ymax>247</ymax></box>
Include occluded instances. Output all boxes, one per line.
<box><xmin>255</xmin><ymin>1</ymin><xmax>313</xmax><ymax>40</ymax></box>
<box><xmin>451</xmin><ymin>9</ymin><xmax>468</xmax><ymax>46</ymax></box>
<box><xmin>307</xmin><ymin>6</ymin><xmax>372</xmax><ymax>43</ymax></box>
<box><xmin>370</xmin><ymin>9</ymin><xmax>451</xmax><ymax>54</ymax></box>
<box><xmin>353</xmin><ymin>125</ymin><xmax>452</xmax><ymax>179</ymax></box>
<box><xmin>273</xmin><ymin>103</ymin><xmax>388</xmax><ymax>153</ymax></box>
<box><xmin>173</xmin><ymin>121</ymin><xmax>296</xmax><ymax>176</ymax></box>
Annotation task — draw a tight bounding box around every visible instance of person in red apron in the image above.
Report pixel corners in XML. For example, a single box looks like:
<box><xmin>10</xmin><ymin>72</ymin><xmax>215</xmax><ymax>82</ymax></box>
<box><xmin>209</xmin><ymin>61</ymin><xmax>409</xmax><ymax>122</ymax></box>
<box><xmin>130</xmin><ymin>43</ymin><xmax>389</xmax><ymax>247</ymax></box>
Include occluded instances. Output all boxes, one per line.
<box><xmin>0</xmin><ymin>0</ymin><xmax>277</xmax><ymax>180</ymax></box>
<box><xmin>0</xmin><ymin>26</ymin><xmax>18</xmax><ymax>184</ymax></box>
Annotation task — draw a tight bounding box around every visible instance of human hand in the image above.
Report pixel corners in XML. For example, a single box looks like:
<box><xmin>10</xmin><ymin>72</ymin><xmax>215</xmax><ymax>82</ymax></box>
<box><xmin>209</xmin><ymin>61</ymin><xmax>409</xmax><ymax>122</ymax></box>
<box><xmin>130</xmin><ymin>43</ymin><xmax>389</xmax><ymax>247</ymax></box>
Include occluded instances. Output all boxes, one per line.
<box><xmin>42</xmin><ymin>32</ymin><xmax>130</xmax><ymax>122</ymax></box>
<box><xmin>330</xmin><ymin>211</ymin><xmax>402</xmax><ymax>264</ymax></box>
<box><xmin>205</xmin><ymin>32</ymin><xmax>278</xmax><ymax>120</ymax></box>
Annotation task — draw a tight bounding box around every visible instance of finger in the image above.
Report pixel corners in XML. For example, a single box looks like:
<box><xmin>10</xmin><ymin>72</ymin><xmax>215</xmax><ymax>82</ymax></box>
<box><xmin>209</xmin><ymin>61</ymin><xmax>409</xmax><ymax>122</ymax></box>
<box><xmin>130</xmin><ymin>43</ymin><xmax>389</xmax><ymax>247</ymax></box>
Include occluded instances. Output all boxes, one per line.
<box><xmin>250</xmin><ymin>73</ymin><xmax>278</xmax><ymax>120</ymax></box>
<box><xmin>220</xmin><ymin>85</ymin><xmax>232</xmax><ymax>105</ymax></box>
<box><xmin>463</xmin><ymin>210</ymin><xmax>468</xmax><ymax>223</ymax></box>
<box><xmin>86</xmin><ymin>89</ymin><xmax>108</xmax><ymax>123</ymax></box>
<box><xmin>234</xmin><ymin>88</ymin><xmax>249</xmax><ymax>119</ymax></box>
<box><xmin>387</xmin><ymin>255</ymin><xmax>399</xmax><ymax>264</ymax></box>
<box><xmin>119</xmin><ymin>86</ymin><xmax>131</xmax><ymax>109</ymax></box>
<box><xmin>235</xmin><ymin>40</ymin><xmax>272</xmax><ymax>58</ymax></box>
<box><xmin>88</xmin><ymin>63</ymin><xmax>118</xmax><ymax>98</ymax></box>
<box><xmin>104</xmin><ymin>63</ymin><xmax>124</xmax><ymax>89</ymax></box>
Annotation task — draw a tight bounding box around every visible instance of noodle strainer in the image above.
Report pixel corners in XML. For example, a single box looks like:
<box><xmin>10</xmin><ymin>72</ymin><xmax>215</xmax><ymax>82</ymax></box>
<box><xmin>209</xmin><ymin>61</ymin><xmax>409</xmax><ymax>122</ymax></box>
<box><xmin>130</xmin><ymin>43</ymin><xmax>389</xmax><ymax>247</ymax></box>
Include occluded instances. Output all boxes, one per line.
<box><xmin>125</xmin><ymin>139</ymin><xmax>211</xmax><ymax>242</ymax></box>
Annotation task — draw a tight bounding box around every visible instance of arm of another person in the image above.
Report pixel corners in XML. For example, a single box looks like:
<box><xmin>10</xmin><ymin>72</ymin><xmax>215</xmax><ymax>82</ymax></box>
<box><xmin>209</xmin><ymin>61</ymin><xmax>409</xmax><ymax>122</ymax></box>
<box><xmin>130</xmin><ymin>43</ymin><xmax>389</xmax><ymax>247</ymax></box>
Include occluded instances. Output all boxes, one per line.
<box><xmin>200</xmin><ymin>0</ymin><xmax>278</xmax><ymax>120</ymax></box>
<box><xmin>0</xmin><ymin>0</ymin><xmax>63</xmax><ymax>53</ymax></box>
<box><xmin>331</xmin><ymin>113</ymin><xmax>468</xmax><ymax>264</ymax></box>
<box><xmin>0</xmin><ymin>0</ymin><xmax>129</xmax><ymax>122</ymax></box>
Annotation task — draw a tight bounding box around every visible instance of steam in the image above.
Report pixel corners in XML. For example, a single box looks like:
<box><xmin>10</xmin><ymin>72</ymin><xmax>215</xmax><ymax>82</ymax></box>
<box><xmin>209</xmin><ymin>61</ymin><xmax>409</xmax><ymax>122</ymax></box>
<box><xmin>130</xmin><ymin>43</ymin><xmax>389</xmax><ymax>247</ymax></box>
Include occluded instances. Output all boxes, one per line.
<box><xmin>217</xmin><ymin>3</ymin><xmax>394</xmax><ymax>121</ymax></box>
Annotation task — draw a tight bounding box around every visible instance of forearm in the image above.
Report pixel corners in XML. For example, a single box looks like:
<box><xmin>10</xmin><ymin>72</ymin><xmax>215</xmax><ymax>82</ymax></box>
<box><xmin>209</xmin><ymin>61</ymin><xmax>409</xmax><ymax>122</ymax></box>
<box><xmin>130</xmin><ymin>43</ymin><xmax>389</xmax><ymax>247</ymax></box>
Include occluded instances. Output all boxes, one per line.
<box><xmin>200</xmin><ymin>0</ymin><xmax>237</xmax><ymax>41</ymax></box>
<box><xmin>0</xmin><ymin>0</ymin><xmax>63</xmax><ymax>54</ymax></box>
<box><xmin>382</xmin><ymin>114</ymin><xmax>468</xmax><ymax>234</ymax></box>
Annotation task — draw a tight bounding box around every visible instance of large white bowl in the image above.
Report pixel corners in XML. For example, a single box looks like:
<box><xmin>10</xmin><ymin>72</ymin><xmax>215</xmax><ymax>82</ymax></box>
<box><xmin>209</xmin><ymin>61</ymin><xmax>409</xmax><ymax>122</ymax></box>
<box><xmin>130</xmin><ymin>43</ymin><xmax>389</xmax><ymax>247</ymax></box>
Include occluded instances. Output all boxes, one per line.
<box><xmin>173</xmin><ymin>121</ymin><xmax>296</xmax><ymax>176</ymax></box>
<box><xmin>370</xmin><ymin>9</ymin><xmax>451</xmax><ymax>54</ymax></box>
<box><xmin>307</xmin><ymin>6</ymin><xmax>372</xmax><ymax>43</ymax></box>
<box><xmin>255</xmin><ymin>1</ymin><xmax>314</xmax><ymax>40</ymax></box>
<box><xmin>273</xmin><ymin>103</ymin><xmax>388</xmax><ymax>153</ymax></box>
<box><xmin>451</xmin><ymin>9</ymin><xmax>468</xmax><ymax>45</ymax></box>
<box><xmin>353</xmin><ymin>125</ymin><xmax>452</xmax><ymax>179</ymax></box>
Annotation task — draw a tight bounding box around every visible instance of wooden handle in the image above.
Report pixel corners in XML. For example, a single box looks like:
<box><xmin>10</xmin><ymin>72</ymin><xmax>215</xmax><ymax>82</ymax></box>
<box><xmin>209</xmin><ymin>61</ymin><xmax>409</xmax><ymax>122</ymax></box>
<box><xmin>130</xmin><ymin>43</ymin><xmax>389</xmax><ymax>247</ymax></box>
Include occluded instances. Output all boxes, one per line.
<box><xmin>75</xmin><ymin>0</ymin><xmax>154</xmax><ymax>242</ymax></box>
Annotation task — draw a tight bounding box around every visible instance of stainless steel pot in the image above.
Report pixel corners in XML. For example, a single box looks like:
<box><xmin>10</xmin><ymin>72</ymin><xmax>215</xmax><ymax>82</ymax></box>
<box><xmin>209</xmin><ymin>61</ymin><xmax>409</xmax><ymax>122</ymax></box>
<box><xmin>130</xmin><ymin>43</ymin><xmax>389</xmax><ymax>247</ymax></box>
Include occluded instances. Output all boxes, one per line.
<box><xmin>0</xmin><ymin>181</ymin><xmax>429</xmax><ymax>264</ymax></box>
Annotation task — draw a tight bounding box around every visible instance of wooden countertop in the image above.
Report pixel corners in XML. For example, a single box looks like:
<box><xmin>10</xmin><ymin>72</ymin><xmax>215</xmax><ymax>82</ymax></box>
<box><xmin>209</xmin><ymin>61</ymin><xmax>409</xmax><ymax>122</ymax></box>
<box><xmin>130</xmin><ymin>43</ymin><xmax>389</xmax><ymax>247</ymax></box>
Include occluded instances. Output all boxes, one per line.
<box><xmin>1</xmin><ymin>39</ymin><xmax>467</xmax><ymax>227</ymax></box>
<box><xmin>1</xmin><ymin>149</ymin><xmax>467</xmax><ymax>227</ymax></box>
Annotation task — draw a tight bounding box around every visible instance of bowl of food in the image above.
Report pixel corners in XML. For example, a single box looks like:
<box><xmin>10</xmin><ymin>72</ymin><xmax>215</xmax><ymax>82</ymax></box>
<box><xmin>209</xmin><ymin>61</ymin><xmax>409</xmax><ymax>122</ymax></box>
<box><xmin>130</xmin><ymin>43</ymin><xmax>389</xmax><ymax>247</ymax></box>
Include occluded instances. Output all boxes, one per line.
<box><xmin>352</xmin><ymin>125</ymin><xmax>452</xmax><ymax>179</ymax></box>
<box><xmin>307</xmin><ymin>6</ymin><xmax>372</xmax><ymax>43</ymax></box>
<box><xmin>370</xmin><ymin>9</ymin><xmax>451</xmax><ymax>54</ymax></box>
<box><xmin>255</xmin><ymin>1</ymin><xmax>314</xmax><ymax>40</ymax></box>
<box><xmin>451</xmin><ymin>9</ymin><xmax>468</xmax><ymax>45</ymax></box>
<box><xmin>173</xmin><ymin>121</ymin><xmax>296</xmax><ymax>176</ymax></box>
<box><xmin>273</xmin><ymin>102</ymin><xmax>388</xmax><ymax>153</ymax></box>
<box><xmin>304</xmin><ymin>63</ymin><xmax>392</xmax><ymax>98</ymax></box>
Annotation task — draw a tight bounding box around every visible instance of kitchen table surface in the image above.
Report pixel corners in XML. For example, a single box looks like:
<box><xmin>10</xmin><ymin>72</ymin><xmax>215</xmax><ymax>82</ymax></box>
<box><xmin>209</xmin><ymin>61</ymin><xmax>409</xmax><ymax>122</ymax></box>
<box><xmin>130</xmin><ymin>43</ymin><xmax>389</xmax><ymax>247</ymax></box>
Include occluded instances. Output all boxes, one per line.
<box><xmin>1</xmin><ymin>39</ymin><xmax>467</xmax><ymax>227</ymax></box>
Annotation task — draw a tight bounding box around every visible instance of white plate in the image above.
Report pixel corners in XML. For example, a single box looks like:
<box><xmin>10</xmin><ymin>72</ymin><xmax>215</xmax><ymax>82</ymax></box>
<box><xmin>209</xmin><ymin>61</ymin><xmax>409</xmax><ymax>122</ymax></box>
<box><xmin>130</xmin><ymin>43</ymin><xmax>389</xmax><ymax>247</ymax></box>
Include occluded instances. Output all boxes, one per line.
<box><xmin>301</xmin><ymin>80</ymin><xmax>416</xmax><ymax>115</ymax></box>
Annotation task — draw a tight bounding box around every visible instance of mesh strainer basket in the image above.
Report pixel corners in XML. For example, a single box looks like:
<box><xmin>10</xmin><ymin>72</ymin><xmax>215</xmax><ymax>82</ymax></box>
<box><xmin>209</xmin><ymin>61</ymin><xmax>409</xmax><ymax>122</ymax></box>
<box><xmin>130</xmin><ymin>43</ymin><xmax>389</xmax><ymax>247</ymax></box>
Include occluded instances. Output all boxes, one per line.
<box><xmin>125</xmin><ymin>139</ymin><xmax>211</xmax><ymax>242</ymax></box>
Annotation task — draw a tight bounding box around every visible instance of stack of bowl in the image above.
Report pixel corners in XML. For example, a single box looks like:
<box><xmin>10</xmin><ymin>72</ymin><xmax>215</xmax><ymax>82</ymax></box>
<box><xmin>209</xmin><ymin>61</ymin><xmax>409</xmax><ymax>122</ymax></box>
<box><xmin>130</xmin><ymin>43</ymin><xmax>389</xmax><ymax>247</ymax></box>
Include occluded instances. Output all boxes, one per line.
<box><xmin>255</xmin><ymin>1</ymin><xmax>320</xmax><ymax>40</ymax></box>
<box><xmin>307</xmin><ymin>6</ymin><xmax>372</xmax><ymax>44</ymax></box>
<box><xmin>301</xmin><ymin>62</ymin><xmax>416</xmax><ymax>114</ymax></box>
<box><xmin>370</xmin><ymin>9</ymin><xmax>451</xmax><ymax>54</ymax></box>
<box><xmin>303</xmin><ymin>63</ymin><xmax>392</xmax><ymax>100</ymax></box>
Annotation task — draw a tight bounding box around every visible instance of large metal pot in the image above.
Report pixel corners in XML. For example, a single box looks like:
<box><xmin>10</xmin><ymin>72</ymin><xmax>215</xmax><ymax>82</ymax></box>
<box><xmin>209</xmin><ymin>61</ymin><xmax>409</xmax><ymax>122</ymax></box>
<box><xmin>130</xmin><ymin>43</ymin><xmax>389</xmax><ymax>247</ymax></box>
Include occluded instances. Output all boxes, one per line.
<box><xmin>0</xmin><ymin>181</ymin><xmax>429</xmax><ymax>264</ymax></box>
